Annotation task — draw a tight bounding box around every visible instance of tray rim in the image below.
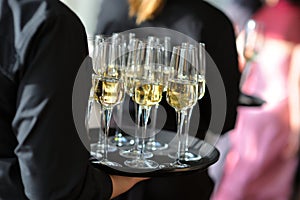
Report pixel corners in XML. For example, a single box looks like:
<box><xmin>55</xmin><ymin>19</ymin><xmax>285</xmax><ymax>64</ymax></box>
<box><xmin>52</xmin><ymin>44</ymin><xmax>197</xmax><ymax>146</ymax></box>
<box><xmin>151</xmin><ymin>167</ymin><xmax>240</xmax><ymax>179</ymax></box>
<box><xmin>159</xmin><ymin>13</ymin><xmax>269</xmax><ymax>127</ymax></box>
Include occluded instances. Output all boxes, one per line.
<box><xmin>90</xmin><ymin>143</ymin><xmax>220</xmax><ymax>177</ymax></box>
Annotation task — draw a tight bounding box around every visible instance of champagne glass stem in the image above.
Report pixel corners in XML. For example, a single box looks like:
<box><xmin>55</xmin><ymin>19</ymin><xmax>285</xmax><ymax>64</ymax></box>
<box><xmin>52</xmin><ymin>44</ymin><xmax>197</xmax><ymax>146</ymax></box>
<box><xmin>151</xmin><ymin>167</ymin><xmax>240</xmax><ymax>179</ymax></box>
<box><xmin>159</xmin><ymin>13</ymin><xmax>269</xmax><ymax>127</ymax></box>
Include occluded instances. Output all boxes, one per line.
<box><xmin>176</xmin><ymin>110</ymin><xmax>186</xmax><ymax>163</ymax></box>
<box><xmin>239</xmin><ymin>60</ymin><xmax>251</xmax><ymax>89</ymax></box>
<box><xmin>138</xmin><ymin>106</ymin><xmax>151</xmax><ymax>161</ymax></box>
<box><xmin>147</xmin><ymin>104</ymin><xmax>158</xmax><ymax>144</ymax></box>
<box><xmin>184</xmin><ymin>108</ymin><xmax>192</xmax><ymax>152</ymax></box>
<box><xmin>134</xmin><ymin>102</ymin><xmax>140</xmax><ymax>150</ymax></box>
<box><xmin>114</xmin><ymin>103</ymin><xmax>122</xmax><ymax>140</ymax></box>
<box><xmin>97</xmin><ymin>105</ymin><xmax>103</xmax><ymax>145</ymax></box>
<box><xmin>95</xmin><ymin>104</ymin><xmax>117</xmax><ymax>154</ymax></box>
<box><xmin>103</xmin><ymin>108</ymin><xmax>113</xmax><ymax>161</ymax></box>
<box><xmin>124</xmin><ymin>105</ymin><xmax>157</xmax><ymax>169</ymax></box>
<box><xmin>97</xmin><ymin>129</ymin><xmax>103</xmax><ymax>146</ymax></box>
<box><xmin>111</xmin><ymin>102</ymin><xmax>129</xmax><ymax>147</ymax></box>
<box><xmin>146</xmin><ymin>104</ymin><xmax>168</xmax><ymax>151</ymax></box>
<box><xmin>181</xmin><ymin>107</ymin><xmax>201</xmax><ymax>161</ymax></box>
<box><xmin>85</xmin><ymin>99</ymin><xmax>93</xmax><ymax>133</ymax></box>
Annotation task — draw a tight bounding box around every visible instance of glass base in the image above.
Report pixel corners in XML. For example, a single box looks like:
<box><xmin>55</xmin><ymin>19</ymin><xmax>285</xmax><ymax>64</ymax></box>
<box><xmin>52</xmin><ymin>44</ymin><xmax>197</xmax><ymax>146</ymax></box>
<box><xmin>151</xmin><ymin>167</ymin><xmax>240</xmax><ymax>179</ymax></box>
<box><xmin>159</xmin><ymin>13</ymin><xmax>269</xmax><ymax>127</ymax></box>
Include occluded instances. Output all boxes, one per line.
<box><xmin>95</xmin><ymin>159</ymin><xmax>122</xmax><ymax>167</ymax></box>
<box><xmin>168</xmin><ymin>151</ymin><xmax>201</xmax><ymax>161</ymax></box>
<box><xmin>90</xmin><ymin>143</ymin><xmax>117</xmax><ymax>154</ymax></box>
<box><xmin>124</xmin><ymin>159</ymin><xmax>159</xmax><ymax>169</ymax></box>
<box><xmin>90</xmin><ymin>150</ymin><xmax>103</xmax><ymax>159</ymax></box>
<box><xmin>146</xmin><ymin>141</ymin><xmax>168</xmax><ymax>151</ymax></box>
<box><xmin>109</xmin><ymin>135</ymin><xmax>134</xmax><ymax>147</ymax></box>
<box><xmin>90</xmin><ymin>143</ymin><xmax>102</xmax><ymax>159</ymax></box>
<box><xmin>119</xmin><ymin>148</ymin><xmax>153</xmax><ymax>159</ymax></box>
<box><xmin>159</xmin><ymin>161</ymin><xmax>190</xmax><ymax>169</ymax></box>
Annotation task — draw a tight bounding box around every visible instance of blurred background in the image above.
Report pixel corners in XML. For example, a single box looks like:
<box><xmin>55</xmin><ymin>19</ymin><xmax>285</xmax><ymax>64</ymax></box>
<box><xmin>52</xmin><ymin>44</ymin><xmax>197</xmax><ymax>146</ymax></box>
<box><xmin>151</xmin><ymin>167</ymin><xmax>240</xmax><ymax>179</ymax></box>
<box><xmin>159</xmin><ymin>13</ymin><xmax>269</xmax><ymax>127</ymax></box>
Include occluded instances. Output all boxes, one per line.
<box><xmin>60</xmin><ymin>0</ymin><xmax>104</xmax><ymax>35</ymax></box>
<box><xmin>60</xmin><ymin>0</ymin><xmax>228</xmax><ymax>36</ymax></box>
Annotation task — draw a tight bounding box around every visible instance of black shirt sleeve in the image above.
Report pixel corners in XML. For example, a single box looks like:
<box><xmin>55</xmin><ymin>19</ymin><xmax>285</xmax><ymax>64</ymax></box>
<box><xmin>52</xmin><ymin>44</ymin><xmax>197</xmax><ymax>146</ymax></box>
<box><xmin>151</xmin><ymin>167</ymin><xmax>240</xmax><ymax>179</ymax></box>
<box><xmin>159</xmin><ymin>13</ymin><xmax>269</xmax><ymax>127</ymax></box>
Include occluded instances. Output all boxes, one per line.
<box><xmin>11</xmin><ymin>2</ymin><xmax>112</xmax><ymax>199</ymax></box>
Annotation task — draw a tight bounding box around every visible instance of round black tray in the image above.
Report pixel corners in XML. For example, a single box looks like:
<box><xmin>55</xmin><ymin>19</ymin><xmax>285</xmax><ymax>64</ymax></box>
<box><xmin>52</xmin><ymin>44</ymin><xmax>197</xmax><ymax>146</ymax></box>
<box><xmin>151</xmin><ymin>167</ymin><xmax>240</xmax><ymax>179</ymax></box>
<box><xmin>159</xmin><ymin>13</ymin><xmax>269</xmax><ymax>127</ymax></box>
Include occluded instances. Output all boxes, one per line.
<box><xmin>89</xmin><ymin>130</ymin><xmax>220</xmax><ymax>177</ymax></box>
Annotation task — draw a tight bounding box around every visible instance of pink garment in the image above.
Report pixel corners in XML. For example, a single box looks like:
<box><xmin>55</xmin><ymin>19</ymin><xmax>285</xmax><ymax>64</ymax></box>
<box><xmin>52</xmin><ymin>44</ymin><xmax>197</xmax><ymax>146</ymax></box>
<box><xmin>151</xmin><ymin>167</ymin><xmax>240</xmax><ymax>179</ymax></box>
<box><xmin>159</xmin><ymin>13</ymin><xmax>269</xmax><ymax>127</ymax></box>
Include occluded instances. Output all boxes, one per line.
<box><xmin>212</xmin><ymin>103</ymin><xmax>297</xmax><ymax>200</ymax></box>
<box><xmin>212</xmin><ymin>1</ymin><xmax>300</xmax><ymax>200</ymax></box>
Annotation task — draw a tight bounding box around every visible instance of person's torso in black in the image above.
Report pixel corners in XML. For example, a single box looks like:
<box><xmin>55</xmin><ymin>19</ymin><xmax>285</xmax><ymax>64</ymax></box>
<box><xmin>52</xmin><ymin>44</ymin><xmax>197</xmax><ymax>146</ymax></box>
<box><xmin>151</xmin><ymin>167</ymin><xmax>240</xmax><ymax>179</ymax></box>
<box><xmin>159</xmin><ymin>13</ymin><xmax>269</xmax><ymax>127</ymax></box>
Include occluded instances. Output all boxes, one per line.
<box><xmin>0</xmin><ymin>1</ymin><xmax>112</xmax><ymax>199</ymax></box>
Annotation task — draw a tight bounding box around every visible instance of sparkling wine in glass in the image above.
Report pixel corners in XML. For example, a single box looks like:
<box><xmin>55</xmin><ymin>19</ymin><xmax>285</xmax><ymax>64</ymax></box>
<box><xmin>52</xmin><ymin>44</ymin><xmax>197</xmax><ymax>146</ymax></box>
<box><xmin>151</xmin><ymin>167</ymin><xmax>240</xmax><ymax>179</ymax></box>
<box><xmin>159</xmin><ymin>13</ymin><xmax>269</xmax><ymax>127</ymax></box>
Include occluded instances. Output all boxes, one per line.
<box><xmin>93</xmin><ymin>41</ymin><xmax>125</xmax><ymax>167</ymax></box>
<box><xmin>107</xmin><ymin>33</ymin><xmax>135</xmax><ymax>147</ymax></box>
<box><xmin>119</xmin><ymin>38</ymin><xmax>153</xmax><ymax>159</ymax></box>
<box><xmin>146</xmin><ymin>36</ymin><xmax>171</xmax><ymax>151</ymax></box>
<box><xmin>161</xmin><ymin>45</ymin><xmax>198</xmax><ymax>169</ymax></box>
<box><xmin>124</xmin><ymin>41</ymin><xmax>163</xmax><ymax>169</ymax></box>
<box><xmin>181</xmin><ymin>43</ymin><xmax>206</xmax><ymax>161</ymax></box>
<box><xmin>89</xmin><ymin>35</ymin><xmax>119</xmax><ymax>156</ymax></box>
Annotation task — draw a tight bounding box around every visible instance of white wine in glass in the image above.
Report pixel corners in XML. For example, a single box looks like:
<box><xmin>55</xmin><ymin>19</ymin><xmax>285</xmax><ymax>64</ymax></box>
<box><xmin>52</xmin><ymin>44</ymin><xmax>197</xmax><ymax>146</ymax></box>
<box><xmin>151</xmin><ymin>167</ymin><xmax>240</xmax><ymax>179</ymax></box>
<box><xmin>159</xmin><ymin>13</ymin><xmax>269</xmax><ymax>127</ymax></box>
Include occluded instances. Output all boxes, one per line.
<box><xmin>119</xmin><ymin>38</ymin><xmax>153</xmax><ymax>159</ymax></box>
<box><xmin>124</xmin><ymin>41</ymin><xmax>163</xmax><ymax>169</ymax></box>
<box><xmin>181</xmin><ymin>43</ymin><xmax>206</xmax><ymax>161</ymax></box>
<box><xmin>93</xmin><ymin>41</ymin><xmax>125</xmax><ymax>167</ymax></box>
<box><xmin>146</xmin><ymin>36</ymin><xmax>170</xmax><ymax>151</ymax></box>
<box><xmin>162</xmin><ymin>45</ymin><xmax>198</xmax><ymax>169</ymax></box>
<box><xmin>93</xmin><ymin>75</ymin><xmax>125</xmax><ymax>167</ymax></box>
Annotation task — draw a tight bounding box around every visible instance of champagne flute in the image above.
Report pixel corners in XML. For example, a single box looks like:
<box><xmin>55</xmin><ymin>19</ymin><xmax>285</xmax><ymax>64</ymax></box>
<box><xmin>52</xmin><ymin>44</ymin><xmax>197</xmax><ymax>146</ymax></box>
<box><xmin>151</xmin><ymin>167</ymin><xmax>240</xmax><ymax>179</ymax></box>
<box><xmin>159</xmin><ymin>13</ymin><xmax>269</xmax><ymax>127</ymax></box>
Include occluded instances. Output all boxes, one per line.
<box><xmin>146</xmin><ymin>36</ymin><xmax>171</xmax><ymax>151</ymax></box>
<box><xmin>86</xmin><ymin>35</ymin><xmax>102</xmax><ymax>133</ymax></box>
<box><xmin>90</xmin><ymin>35</ymin><xmax>118</xmax><ymax>155</ymax></box>
<box><xmin>86</xmin><ymin>35</ymin><xmax>97</xmax><ymax>134</ymax></box>
<box><xmin>93</xmin><ymin>41</ymin><xmax>125</xmax><ymax>167</ymax></box>
<box><xmin>107</xmin><ymin>33</ymin><xmax>135</xmax><ymax>147</ymax></box>
<box><xmin>240</xmin><ymin>19</ymin><xmax>264</xmax><ymax>88</ymax></box>
<box><xmin>162</xmin><ymin>45</ymin><xmax>198</xmax><ymax>169</ymax></box>
<box><xmin>175</xmin><ymin>43</ymin><xmax>206</xmax><ymax>161</ymax></box>
<box><xmin>124</xmin><ymin>41</ymin><xmax>163</xmax><ymax>169</ymax></box>
<box><xmin>197</xmin><ymin>43</ymin><xmax>206</xmax><ymax>100</ymax></box>
<box><xmin>119</xmin><ymin>38</ymin><xmax>153</xmax><ymax>159</ymax></box>
<box><xmin>167</xmin><ymin>43</ymin><xmax>203</xmax><ymax>161</ymax></box>
<box><xmin>87</xmin><ymin>35</ymin><xmax>106</xmax><ymax>158</ymax></box>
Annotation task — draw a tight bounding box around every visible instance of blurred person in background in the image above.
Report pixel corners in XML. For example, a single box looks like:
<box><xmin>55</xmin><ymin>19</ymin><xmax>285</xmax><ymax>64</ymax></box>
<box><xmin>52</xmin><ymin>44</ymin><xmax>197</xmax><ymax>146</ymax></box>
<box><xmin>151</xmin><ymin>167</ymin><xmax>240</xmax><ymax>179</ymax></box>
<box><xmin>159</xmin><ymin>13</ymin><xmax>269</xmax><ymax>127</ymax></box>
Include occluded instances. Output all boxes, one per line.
<box><xmin>96</xmin><ymin>0</ymin><xmax>240</xmax><ymax>199</ymax></box>
<box><xmin>290</xmin><ymin>45</ymin><xmax>300</xmax><ymax>200</ymax></box>
<box><xmin>212</xmin><ymin>0</ymin><xmax>300</xmax><ymax>199</ymax></box>
<box><xmin>223</xmin><ymin>0</ymin><xmax>263</xmax><ymax>34</ymax></box>
<box><xmin>0</xmin><ymin>0</ymin><xmax>146</xmax><ymax>199</ymax></box>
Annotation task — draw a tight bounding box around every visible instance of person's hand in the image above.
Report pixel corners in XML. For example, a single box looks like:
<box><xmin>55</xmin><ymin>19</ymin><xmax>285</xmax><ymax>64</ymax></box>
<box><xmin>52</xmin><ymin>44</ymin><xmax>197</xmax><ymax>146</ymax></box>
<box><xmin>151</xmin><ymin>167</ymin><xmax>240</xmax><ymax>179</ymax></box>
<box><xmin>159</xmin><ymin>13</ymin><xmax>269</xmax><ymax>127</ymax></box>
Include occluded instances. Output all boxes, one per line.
<box><xmin>109</xmin><ymin>175</ymin><xmax>149</xmax><ymax>199</ymax></box>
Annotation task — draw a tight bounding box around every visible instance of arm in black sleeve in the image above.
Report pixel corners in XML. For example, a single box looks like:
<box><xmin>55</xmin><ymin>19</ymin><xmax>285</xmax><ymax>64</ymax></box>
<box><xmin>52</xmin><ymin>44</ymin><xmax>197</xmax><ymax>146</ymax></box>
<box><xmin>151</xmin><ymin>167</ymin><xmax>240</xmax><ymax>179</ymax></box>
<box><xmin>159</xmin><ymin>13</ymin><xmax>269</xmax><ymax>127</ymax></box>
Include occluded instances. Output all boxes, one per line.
<box><xmin>12</xmin><ymin>5</ymin><xmax>112</xmax><ymax>200</ymax></box>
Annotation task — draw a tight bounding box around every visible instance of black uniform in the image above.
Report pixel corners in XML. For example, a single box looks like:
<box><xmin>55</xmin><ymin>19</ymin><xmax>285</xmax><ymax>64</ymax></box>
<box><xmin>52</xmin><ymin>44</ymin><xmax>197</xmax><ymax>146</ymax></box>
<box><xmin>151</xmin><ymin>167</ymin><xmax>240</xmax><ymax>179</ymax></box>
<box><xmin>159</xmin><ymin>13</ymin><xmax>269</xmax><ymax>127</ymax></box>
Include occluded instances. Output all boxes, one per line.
<box><xmin>0</xmin><ymin>0</ymin><xmax>112</xmax><ymax>199</ymax></box>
